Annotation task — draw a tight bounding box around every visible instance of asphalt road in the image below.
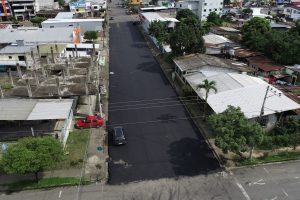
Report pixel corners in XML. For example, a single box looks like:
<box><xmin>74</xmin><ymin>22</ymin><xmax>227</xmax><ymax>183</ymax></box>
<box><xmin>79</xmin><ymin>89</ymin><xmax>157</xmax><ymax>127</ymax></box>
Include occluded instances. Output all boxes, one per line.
<box><xmin>107</xmin><ymin>4</ymin><xmax>220</xmax><ymax>184</ymax></box>
<box><xmin>233</xmin><ymin>160</ymin><xmax>300</xmax><ymax>200</ymax></box>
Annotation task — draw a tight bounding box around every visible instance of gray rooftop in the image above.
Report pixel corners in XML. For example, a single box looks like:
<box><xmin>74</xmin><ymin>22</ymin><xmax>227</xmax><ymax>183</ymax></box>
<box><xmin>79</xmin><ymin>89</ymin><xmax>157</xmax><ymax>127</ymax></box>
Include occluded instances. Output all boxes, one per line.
<box><xmin>0</xmin><ymin>99</ymin><xmax>73</xmax><ymax>121</ymax></box>
<box><xmin>174</xmin><ymin>54</ymin><xmax>239</xmax><ymax>72</ymax></box>
<box><xmin>0</xmin><ymin>27</ymin><xmax>75</xmax><ymax>45</ymax></box>
<box><xmin>0</xmin><ymin>45</ymin><xmax>36</xmax><ymax>54</ymax></box>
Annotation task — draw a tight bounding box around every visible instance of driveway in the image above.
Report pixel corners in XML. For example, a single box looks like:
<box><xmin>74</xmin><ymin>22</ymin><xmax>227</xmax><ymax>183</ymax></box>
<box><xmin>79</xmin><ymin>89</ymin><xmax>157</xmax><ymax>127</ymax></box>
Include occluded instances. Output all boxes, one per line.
<box><xmin>108</xmin><ymin>3</ymin><xmax>220</xmax><ymax>185</ymax></box>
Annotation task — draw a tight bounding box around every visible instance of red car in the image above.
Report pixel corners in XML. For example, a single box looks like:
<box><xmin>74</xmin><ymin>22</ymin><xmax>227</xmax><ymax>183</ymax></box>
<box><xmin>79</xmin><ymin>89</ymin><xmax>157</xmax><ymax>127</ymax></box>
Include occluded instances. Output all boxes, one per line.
<box><xmin>76</xmin><ymin>115</ymin><xmax>104</xmax><ymax>129</ymax></box>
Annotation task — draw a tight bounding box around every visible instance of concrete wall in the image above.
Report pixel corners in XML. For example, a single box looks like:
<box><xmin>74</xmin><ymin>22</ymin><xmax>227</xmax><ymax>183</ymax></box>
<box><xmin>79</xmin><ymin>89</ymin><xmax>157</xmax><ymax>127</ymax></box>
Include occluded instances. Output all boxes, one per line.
<box><xmin>0</xmin><ymin>53</ymin><xmax>33</xmax><ymax>68</ymax></box>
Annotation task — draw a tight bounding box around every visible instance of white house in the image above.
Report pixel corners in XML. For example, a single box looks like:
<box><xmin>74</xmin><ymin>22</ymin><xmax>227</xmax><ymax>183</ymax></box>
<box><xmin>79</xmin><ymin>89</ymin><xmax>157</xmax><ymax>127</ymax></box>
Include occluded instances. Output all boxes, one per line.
<box><xmin>184</xmin><ymin>71</ymin><xmax>300</xmax><ymax>130</ymax></box>
<box><xmin>175</xmin><ymin>0</ymin><xmax>224</xmax><ymax>20</ymax></box>
<box><xmin>283</xmin><ymin>6</ymin><xmax>300</xmax><ymax>21</ymax></box>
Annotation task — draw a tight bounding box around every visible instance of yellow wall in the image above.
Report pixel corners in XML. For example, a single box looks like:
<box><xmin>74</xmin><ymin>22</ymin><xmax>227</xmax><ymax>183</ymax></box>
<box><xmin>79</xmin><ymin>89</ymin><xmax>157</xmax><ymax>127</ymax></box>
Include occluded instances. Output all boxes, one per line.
<box><xmin>130</xmin><ymin>0</ymin><xmax>141</xmax><ymax>5</ymax></box>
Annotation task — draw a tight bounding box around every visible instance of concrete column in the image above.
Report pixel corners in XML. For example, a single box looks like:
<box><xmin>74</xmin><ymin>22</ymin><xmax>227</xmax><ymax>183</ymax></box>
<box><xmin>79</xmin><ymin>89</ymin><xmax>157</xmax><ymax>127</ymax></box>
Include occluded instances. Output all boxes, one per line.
<box><xmin>72</xmin><ymin>50</ymin><xmax>75</xmax><ymax>58</ymax></box>
<box><xmin>85</xmin><ymin>82</ymin><xmax>89</xmax><ymax>95</ymax></box>
<box><xmin>41</xmin><ymin>64</ymin><xmax>46</xmax><ymax>77</ymax></box>
<box><xmin>31</xmin><ymin>51</ymin><xmax>35</xmax><ymax>65</ymax></box>
<box><xmin>55</xmin><ymin>44</ymin><xmax>59</xmax><ymax>53</ymax></box>
<box><xmin>0</xmin><ymin>85</ymin><xmax>3</xmax><ymax>98</ymax></box>
<box><xmin>37</xmin><ymin>45</ymin><xmax>40</xmax><ymax>58</ymax></box>
<box><xmin>16</xmin><ymin>63</ymin><xmax>22</xmax><ymax>79</ymax></box>
<box><xmin>26</xmin><ymin>79</ymin><xmax>32</xmax><ymax>98</ymax></box>
<box><xmin>8</xmin><ymin>68</ymin><xmax>15</xmax><ymax>87</ymax></box>
<box><xmin>65</xmin><ymin>60</ymin><xmax>70</xmax><ymax>77</ymax></box>
<box><xmin>24</xmin><ymin>56</ymin><xmax>29</xmax><ymax>69</ymax></box>
<box><xmin>50</xmin><ymin>47</ymin><xmax>55</xmax><ymax>63</ymax></box>
<box><xmin>62</xmin><ymin>68</ymin><xmax>66</xmax><ymax>85</ymax></box>
<box><xmin>33</xmin><ymin>70</ymin><xmax>39</xmax><ymax>86</ymax></box>
<box><xmin>75</xmin><ymin>44</ymin><xmax>78</xmax><ymax>58</ymax></box>
<box><xmin>56</xmin><ymin>77</ymin><xmax>61</xmax><ymax>98</ymax></box>
<box><xmin>87</xmin><ymin>65</ymin><xmax>90</xmax><ymax>83</ymax></box>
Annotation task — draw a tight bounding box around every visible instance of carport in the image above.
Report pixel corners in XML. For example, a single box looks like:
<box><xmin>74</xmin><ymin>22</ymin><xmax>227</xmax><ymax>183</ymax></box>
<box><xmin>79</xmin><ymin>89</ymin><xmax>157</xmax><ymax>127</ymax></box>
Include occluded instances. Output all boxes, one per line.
<box><xmin>0</xmin><ymin>99</ymin><xmax>74</xmax><ymax>146</ymax></box>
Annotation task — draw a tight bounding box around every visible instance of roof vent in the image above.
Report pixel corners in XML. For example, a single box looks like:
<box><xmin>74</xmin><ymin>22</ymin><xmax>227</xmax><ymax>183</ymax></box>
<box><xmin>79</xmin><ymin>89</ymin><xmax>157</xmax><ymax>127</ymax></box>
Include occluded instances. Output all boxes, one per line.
<box><xmin>16</xmin><ymin>40</ymin><xmax>24</xmax><ymax>46</ymax></box>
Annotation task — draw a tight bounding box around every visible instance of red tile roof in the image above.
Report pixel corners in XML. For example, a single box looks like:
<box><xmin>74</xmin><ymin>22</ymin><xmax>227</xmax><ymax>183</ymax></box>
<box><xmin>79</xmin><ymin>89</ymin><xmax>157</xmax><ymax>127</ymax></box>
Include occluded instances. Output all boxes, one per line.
<box><xmin>246</xmin><ymin>56</ymin><xmax>283</xmax><ymax>72</ymax></box>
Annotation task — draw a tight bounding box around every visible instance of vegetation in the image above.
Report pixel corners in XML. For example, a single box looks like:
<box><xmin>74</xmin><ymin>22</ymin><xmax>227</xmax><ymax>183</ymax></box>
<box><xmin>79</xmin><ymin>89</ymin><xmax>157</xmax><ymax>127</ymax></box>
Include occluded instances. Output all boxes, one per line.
<box><xmin>3</xmin><ymin>177</ymin><xmax>87</xmax><ymax>191</ymax></box>
<box><xmin>169</xmin><ymin>17</ymin><xmax>206</xmax><ymax>56</ymax></box>
<box><xmin>209</xmin><ymin>106</ymin><xmax>264</xmax><ymax>159</ymax></box>
<box><xmin>260</xmin><ymin>117</ymin><xmax>300</xmax><ymax>150</ymax></box>
<box><xmin>148</xmin><ymin>20</ymin><xmax>168</xmax><ymax>48</ymax></box>
<box><xmin>176</xmin><ymin>9</ymin><xmax>198</xmax><ymax>21</ymax></box>
<box><xmin>206</xmin><ymin>11</ymin><xmax>223</xmax><ymax>26</ymax></box>
<box><xmin>58</xmin><ymin>0</ymin><xmax>65</xmax><ymax>7</ymax></box>
<box><xmin>84</xmin><ymin>31</ymin><xmax>98</xmax><ymax>41</ymax></box>
<box><xmin>241</xmin><ymin>18</ymin><xmax>300</xmax><ymax>65</ymax></box>
<box><xmin>57</xmin><ymin>129</ymin><xmax>90</xmax><ymax>169</ymax></box>
<box><xmin>30</xmin><ymin>16</ymin><xmax>47</xmax><ymax>25</ymax></box>
<box><xmin>1</xmin><ymin>137</ymin><xmax>63</xmax><ymax>181</ymax></box>
<box><xmin>197</xmin><ymin>79</ymin><xmax>217</xmax><ymax>118</ymax></box>
<box><xmin>242</xmin><ymin>8</ymin><xmax>253</xmax><ymax>18</ymax></box>
<box><xmin>148</xmin><ymin>11</ymin><xmax>206</xmax><ymax>56</ymax></box>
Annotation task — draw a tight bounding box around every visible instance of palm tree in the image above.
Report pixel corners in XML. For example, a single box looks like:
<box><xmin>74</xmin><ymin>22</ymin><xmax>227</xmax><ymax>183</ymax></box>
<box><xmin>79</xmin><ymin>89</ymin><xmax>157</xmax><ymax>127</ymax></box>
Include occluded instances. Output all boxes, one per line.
<box><xmin>197</xmin><ymin>79</ymin><xmax>217</xmax><ymax>118</ymax></box>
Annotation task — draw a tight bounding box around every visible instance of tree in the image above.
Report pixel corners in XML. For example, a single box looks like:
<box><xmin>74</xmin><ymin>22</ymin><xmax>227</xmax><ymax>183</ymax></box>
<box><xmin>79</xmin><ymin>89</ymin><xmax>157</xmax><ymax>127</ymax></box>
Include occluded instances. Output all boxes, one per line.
<box><xmin>209</xmin><ymin>106</ymin><xmax>264</xmax><ymax>159</ymax></box>
<box><xmin>289</xmin><ymin>20</ymin><xmax>300</xmax><ymax>36</ymax></box>
<box><xmin>197</xmin><ymin>79</ymin><xmax>217</xmax><ymax>118</ymax></box>
<box><xmin>206</xmin><ymin>11</ymin><xmax>223</xmax><ymax>26</ymax></box>
<box><xmin>84</xmin><ymin>31</ymin><xmax>98</xmax><ymax>41</ymax></box>
<box><xmin>148</xmin><ymin>20</ymin><xmax>168</xmax><ymax>48</ymax></box>
<box><xmin>169</xmin><ymin>17</ymin><xmax>205</xmax><ymax>56</ymax></box>
<box><xmin>242</xmin><ymin>8</ymin><xmax>253</xmax><ymax>18</ymax></box>
<box><xmin>58</xmin><ymin>0</ymin><xmax>65</xmax><ymax>7</ymax></box>
<box><xmin>30</xmin><ymin>16</ymin><xmax>47</xmax><ymax>25</ymax></box>
<box><xmin>241</xmin><ymin>17</ymin><xmax>271</xmax><ymax>49</ymax></box>
<box><xmin>1</xmin><ymin>137</ymin><xmax>63</xmax><ymax>181</ymax></box>
<box><xmin>176</xmin><ymin>9</ymin><xmax>198</xmax><ymax>20</ymax></box>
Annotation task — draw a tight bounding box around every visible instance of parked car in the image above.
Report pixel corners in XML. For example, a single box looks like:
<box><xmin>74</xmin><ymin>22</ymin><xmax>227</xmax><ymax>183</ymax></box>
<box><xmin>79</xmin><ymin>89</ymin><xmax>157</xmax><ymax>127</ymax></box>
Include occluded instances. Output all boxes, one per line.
<box><xmin>113</xmin><ymin>126</ymin><xmax>127</xmax><ymax>145</ymax></box>
<box><xmin>109</xmin><ymin>16</ymin><xmax>114</xmax><ymax>20</ymax></box>
<box><xmin>76</xmin><ymin>115</ymin><xmax>104</xmax><ymax>129</ymax></box>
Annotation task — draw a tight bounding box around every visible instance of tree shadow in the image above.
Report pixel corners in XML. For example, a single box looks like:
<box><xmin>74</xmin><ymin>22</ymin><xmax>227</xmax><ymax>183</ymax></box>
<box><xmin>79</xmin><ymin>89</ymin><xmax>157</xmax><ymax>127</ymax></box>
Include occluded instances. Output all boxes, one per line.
<box><xmin>167</xmin><ymin>138</ymin><xmax>220</xmax><ymax>176</ymax></box>
<box><xmin>156</xmin><ymin>114</ymin><xmax>177</xmax><ymax>123</ymax></box>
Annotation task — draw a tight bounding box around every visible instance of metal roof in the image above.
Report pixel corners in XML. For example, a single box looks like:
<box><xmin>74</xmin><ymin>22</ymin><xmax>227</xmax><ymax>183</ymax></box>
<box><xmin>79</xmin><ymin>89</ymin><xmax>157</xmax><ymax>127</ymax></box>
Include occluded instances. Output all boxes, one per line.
<box><xmin>42</xmin><ymin>18</ymin><xmax>104</xmax><ymax>24</ymax></box>
<box><xmin>0</xmin><ymin>99</ymin><xmax>73</xmax><ymax>121</ymax></box>
<box><xmin>0</xmin><ymin>27</ymin><xmax>74</xmax><ymax>44</ymax></box>
<box><xmin>141</xmin><ymin>12</ymin><xmax>179</xmax><ymax>23</ymax></box>
<box><xmin>184</xmin><ymin>72</ymin><xmax>300</xmax><ymax>119</ymax></box>
<box><xmin>203</xmin><ymin>34</ymin><xmax>233</xmax><ymax>45</ymax></box>
<box><xmin>55</xmin><ymin>12</ymin><xmax>75</xmax><ymax>19</ymax></box>
<box><xmin>0</xmin><ymin>45</ymin><xmax>35</xmax><ymax>54</ymax></box>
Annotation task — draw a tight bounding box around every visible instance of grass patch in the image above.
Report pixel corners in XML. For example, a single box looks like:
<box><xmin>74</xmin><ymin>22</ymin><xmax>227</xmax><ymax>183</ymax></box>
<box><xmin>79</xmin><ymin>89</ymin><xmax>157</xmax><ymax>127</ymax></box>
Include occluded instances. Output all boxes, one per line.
<box><xmin>239</xmin><ymin>151</ymin><xmax>300</xmax><ymax>166</ymax></box>
<box><xmin>57</xmin><ymin>129</ymin><xmax>90</xmax><ymax>169</ymax></box>
<box><xmin>0</xmin><ymin>76</ymin><xmax>17</xmax><ymax>90</ymax></box>
<box><xmin>4</xmin><ymin>177</ymin><xmax>89</xmax><ymax>191</ymax></box>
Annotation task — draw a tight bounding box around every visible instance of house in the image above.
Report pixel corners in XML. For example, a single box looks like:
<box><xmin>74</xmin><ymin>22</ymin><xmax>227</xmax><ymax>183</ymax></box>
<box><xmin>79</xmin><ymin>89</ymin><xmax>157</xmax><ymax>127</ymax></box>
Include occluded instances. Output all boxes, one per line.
<box><xmin>173</xmin><ymin>53</ymin><xmax>254</xmax><ymax>81</ymax></box>
<box><xmin>283</xmin><ymin>6</ymin><xmax>300</xmax><ymax>21</ymax></box>
<box><xmin>175</xmin><ymin>0</ymin><xmax>224</xmax><ymax>21</ymax></box>
<box><xmin>228</xmin><ymin>47</ymin><xmax>262</xmax><ymax>62</ymax></box>
<box><xmin>251</xmin><ymin>7</ymin><xmax>273</xmax><ymax>19</ymax></box>
<box><xmin>69</xmin><ymin>0</ymin><xmax>107</xmax><ymax>13</ymax></box>
<box><xmin>184</xmin><ymin>71</ymin><xmax>300</xmax><ymax>130</ymax></box>
<box><xmin>203</xmin><ymin>33</ymin><xmax>234</xmax><ymax>54</ymax></box>
<box><xmin>0</xmin><ymin>99</ymin><xmax>74</xmax><ymax>146</ymax></box>
<box><xmin>139</xmin><ymin>12</ymin><xmax>179</xmax><ymax>53</ymax></box>
<box><xmin>246</xmin><ymin>55</ymin><xmax>283</xmax><ymax>78</ymax></box>
<box><xmin>284</xmin><ymin>64</ymin><xmax>300</xmax><ymax>85</ymax></box>
<box><xmin>0</xmin><ymin>44</ymin><xmax>35</xmax><ymax>71</ymax></box>
<box><xmin>210</xmin><ymin>26</ymin><xmax>240</xmax><ymax>37</ymax></box>
<box><xmin>0</xmin><ymin>27</ymin><xmax>78</xmax><ymax>45</ymax></box>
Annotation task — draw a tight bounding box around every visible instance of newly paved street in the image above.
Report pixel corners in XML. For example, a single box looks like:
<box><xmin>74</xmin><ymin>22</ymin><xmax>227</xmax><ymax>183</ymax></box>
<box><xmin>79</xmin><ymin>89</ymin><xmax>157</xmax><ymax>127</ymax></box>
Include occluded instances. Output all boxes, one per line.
<box><xmin>108</xmin><ymin>3</ymin><xmax>219</xmax><ymax>184</ymax></box>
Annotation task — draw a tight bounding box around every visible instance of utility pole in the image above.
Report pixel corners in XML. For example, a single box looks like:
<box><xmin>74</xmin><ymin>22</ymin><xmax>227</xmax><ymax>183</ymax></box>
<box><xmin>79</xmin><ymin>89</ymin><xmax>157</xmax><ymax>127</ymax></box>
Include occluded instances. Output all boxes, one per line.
<box><xmin>259</xmin><ymin>85</ymin><xmax>270</xmax><ymax>122</ymax></box>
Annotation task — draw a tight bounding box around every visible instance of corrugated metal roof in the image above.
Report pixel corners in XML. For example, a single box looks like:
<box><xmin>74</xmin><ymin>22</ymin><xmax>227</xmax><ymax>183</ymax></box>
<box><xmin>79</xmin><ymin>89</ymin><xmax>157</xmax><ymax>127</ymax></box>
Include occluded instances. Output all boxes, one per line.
<box><xmin>184</xmin><ymin>72</ymin><xmax>300</xmax><ymax>119</ymax></box>
<box><xmin>0</xmin><ymin>99</ymin><xmax>73</xmax><ymax>121</ymax></box>
<box><xmin>0</xmin><ymin>27</ymin><xmax>74</xmax><ymax>44</ymax></box>
<box><xmin>55</xmin><ymin>12</ymin><xmax>75</xmax><ymax>19</ymax></box>
<box><xmin>203</xmin><ymin>34</ymin><xmax>233</xmax><ymax>45</ymax></box>
<box><xmin>0</xmin><ymin>45</ymin><xmax>35</xmax><ymax>54</ymax></box>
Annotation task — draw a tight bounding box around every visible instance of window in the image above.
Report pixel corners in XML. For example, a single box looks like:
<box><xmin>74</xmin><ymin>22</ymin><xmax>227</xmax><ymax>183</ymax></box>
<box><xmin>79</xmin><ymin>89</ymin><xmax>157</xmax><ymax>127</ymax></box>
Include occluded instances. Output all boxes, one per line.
<box><xmin>18</xmin><ymin>56</ymin><xmax>25</xmax><ymax>61</ymax></box>
<box><xmin>204</xmin><ymin>9</ymin><xmax>206</xmax><ymax>12</ymax></box>
<box><xmin>68</xmin><ymin>24</ymin><xmax>73</xmax><ymax>27</ymax></box>
<box><xmin>209</xmin><ymin>9</ymin><xmax>211</xmax><ymax>11</ymax></box>
<box><xmin>8</xmin><ymin>56</ymin><xmax>12</xmax><ymax>59</ymax></box>
<box><xmin>220</xmin><ymin>2</ymin><xmax>223</xmax><ymax>5</ymax></box>
<box><xmin>215</xmin><ymin>8</ymin><xmax>217</xmax><ymax>11</ymax></box>
<box><xmin>180</xmin><ymin>4</ymin><xmax>182</xmax><ymax>7</ymax></box>
<box><xmin>260</xmin><ymin>116</ymin><xmax>268</xmax><ymax>127</ymax></box>
<box><xmin>50</xmin><ymin>26</ymin><xmax>54</xmax><ymax>28</ymax></box>
<box><xmin>204</xmin><ymin>3</ymin><xmax>207</xmax><ymax>6</ymax></box>
<box><xmin>220</xmin><ymin>8</ymin><xmax>222</xmax><ymax>11</ymax></box>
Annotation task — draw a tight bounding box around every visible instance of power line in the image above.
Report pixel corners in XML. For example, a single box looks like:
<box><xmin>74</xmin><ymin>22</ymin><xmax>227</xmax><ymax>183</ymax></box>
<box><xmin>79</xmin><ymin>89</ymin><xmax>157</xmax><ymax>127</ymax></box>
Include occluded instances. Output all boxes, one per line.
<box><xmin>107</xmin><ymin>115</ymin><xmax>205</xmax><ymax>127</ymax></box>
<box><xmin>109</xmin><ymin>98</ymin><xmax>202</xmax><ymax>109</ymax></box>
<box><xmin>108</xmin><ymin>102</ymin><xmax>201</xmax><ymax>112</ymax></box>
<box><xmin>108</xmin><ymin>95</ymin><xmax>200</xmax><ymax>105</ymax></box>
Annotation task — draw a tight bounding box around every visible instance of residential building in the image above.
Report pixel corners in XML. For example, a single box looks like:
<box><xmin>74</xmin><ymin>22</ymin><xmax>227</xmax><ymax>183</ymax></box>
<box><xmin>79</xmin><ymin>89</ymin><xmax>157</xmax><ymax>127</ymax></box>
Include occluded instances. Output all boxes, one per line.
<box><xmin>203</xmin><ymin>33</ymin><xmax>234</xmax><ymax>55</ymax></box>
<box><xmin>173</xmin><ymin>53</ymin><xmax>254</xmax><ymax>81</ymax></box>
<box><xmin>184</xmin><ymin>71</ymin><xmax>300</xmax><ymax>130</ymax></box>
<box><xmin>69</xmin><ymin>0</ymin><xmax>107</xmax><ymax>13</ymax></box>
<box><xmin>9</xmin><ymin>0</ymin><xmax>36</xmax><ymax>20</ymax></box>
<box><xmin>0</xmin><ymin>99</ymin><xmax>74</xmax><ymax>146</ymax></box>
<box><xmin>176</xmin><ymin>0</ymin><xmax>224</xmax><ymax>20</ymax></box>
<box><xmin>283</xmin><ymin>6</ymin><xmax>300</xmax><ymax>21</ymax></box>
<box><xmin>35</xmin><ymin>0</ymin><xmax>59</xmax><ymax>11</ymax></box>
